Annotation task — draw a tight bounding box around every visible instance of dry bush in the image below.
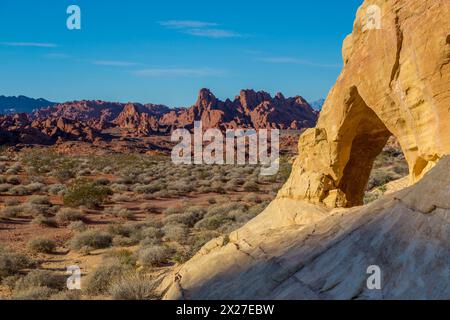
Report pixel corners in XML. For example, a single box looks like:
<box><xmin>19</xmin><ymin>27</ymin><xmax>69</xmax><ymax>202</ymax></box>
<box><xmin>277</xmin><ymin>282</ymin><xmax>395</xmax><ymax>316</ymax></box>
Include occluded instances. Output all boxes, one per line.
<box><xmin>28</xmin><ymin>238</ymin><xmax>56</xmax><ymax>253</ymax></box>
<box><xmin>84</xmin><ymin>264</ymin><xmax>127</xmax><ymax>295</ymax></box>
<box><xmin>13</xmin><ymin>270</ymin><xmax>65</xmax><ymax>291</ymax></box>
<box><xmin>31</xmin><ymin>215</ymin><xmax>58</xmax><ymax>228</ymax></box>
<box><xmin>162</xmin><ymin>224</ymin><xmax>189</xmax><ymax>243</ymax></box>
<box><xmin>138</xmin><ymin>245</ymin><xmax>172</xmax><ymax>267</ymax></box>
<box><xmin>0</xmin><ymin>248</ymin><xmax>34</xmax><ymax>279</ymax></box>
<box><xmin>70</xmin><ymin>230</ymin><xmax>112</xmax><ymax>251</ymax></box>
<box><xmin>10</xmin><ymin>185</ymin><xmax>31</xmax><ymax>196</ymax></box>
<box><xmin>68</xmin><ymin>221</ymin><xmax>87</xmax><ymax>232</ymax></box>
<box><xmin>242</xmin><ymin>180</ymin><xmax>260</xmax><ymax>192</ymax></box>
<box><xmin>11</xmin><ymin>286</ymin><xmax>57</xmax><ymax>300</ymax></box>
<box><xmin>55</xmin><ymin>208</ymin><xmax>84</xmax><ymax>224</ymax></box>
<box><xmin>0</xmin><ymin>206</ymin><xmax>22</xmax><ymax>219</ymax></box>
<box><xmin>109</xmin><ymin>274</ymin><xmax>158</xmax><ymax>300</ymax></box>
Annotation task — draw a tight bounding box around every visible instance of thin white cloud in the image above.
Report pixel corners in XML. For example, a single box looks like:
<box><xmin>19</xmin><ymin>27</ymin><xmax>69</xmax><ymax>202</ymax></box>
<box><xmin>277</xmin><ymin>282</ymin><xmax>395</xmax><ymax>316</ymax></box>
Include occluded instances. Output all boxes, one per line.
<box><xmin>1</xmin><ymin>42</ymin><xmax>58</xmax><ymax>48</ymax></box>
<box><xmin>133</xmin><ymin>67</ymin><xmax>224</xmax><ymax>77</ymax></box>
<box><xmin>91</xmin><ymin>60</ymin><xmax>139</xmax><ymax>67</ymax></box>
<box><xmin>257</xmin><ymin>57</ymin><xmax>341</xmax><ymax>68</ymax></box>
<box><xmin>158</xmin><ymin>20</ymin><xmax>218</xmax><ymax>29</ymax></box>
<box><xmin>183</xmin><ymin>28</ymin><xmax>241</xmax><ymax>38</ymax></box>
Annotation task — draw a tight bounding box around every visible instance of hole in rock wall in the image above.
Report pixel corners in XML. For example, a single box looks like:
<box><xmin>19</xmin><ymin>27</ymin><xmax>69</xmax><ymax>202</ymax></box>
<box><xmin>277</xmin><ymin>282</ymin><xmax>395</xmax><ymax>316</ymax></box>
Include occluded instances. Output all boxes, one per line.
<box><xmin>335</xmin><ymin>87</ymin><xmax>408</xmax><ymax>207</ymax></box>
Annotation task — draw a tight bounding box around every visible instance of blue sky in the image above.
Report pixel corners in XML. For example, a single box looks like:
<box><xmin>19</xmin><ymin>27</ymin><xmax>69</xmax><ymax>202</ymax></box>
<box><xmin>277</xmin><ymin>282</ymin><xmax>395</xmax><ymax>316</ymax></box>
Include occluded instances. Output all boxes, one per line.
<box><xmin>0</xmin><ymin>0</ymin><xmax>362</xmax><ymax>107</ymax></box>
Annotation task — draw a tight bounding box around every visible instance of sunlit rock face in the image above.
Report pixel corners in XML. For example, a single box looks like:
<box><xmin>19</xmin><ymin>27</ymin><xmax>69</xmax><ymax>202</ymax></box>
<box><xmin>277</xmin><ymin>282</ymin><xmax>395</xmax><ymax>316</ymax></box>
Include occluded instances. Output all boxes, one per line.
<box><xmin>280</xmin><ymin>0</ymin><xmax>450</xmax><ymax>208</ymax></box>
<box><xmin>159</xmin><ymin>0</ymin><xmax>450</xmax><ymax>300</ymax></box>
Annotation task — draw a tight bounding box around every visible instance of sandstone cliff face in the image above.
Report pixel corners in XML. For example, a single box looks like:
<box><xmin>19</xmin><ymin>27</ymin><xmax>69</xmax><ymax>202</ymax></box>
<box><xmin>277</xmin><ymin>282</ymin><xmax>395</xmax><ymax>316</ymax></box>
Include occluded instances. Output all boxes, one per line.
<box><xmin>159</xmin><ymin>0</ymin><xmax>450</xmax><ymax>300</ymax></box>
<box><xmin>280</xmin><ymin>0</ymin><xmax>450</xmax><ymax>207</ymax></box>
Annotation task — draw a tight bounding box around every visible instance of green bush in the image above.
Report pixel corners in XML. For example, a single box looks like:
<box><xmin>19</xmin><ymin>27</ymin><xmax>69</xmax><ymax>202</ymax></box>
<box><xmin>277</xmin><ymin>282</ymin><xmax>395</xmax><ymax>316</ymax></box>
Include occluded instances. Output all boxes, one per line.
<box><xmin>63</xmin><ymin>180</ymin><xmax>112</xmax><ymax>209</ymax></box>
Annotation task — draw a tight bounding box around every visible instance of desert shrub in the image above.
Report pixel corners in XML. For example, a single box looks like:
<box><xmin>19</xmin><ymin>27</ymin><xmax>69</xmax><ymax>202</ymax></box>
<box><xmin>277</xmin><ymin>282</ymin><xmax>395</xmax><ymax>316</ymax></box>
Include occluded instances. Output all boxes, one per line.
<box><xmin>84</xmin><ymin>264</ymin><xmax>127</xmax><ymax>295</ymax></box>
<box><xmin>14</xmin><ymin>270</ymin><xmax>65</xmax><ymax>291</ymax></box>
<box><xmin>111</xmin><ymin>193</ymin><xmax>131</xmax><ymax>202</ymax></box>
<box><xmin>28</xmin><ymin>238</ymin><xmax>56</xmax><ymax>253</ymax></box>
<box><xmin>6</xmin><ymin>175</ymin><xmax>21</xmax><ymax>185</ymax></box>
<box><xmin>162</xmin><ymin>209</ymin><xmax>204</xmax><ymax>228</ymax></box>
<box><xmin>48</xmin><ymin>184</ymin><xmax>67</xmax><ymax>195</ymax></box>
<box><xmin>139</xmin><ymin>203</ymin><xmax>159</xmax><ymax>213</ymax></box>
<box><xmin>112</xmin><ymin>236</ymin><xmax>137</xmax><ymax>247</ymax></box>
<box><xmin>0</xmin><ymin>183</ymin><xmax>13</xmax><ymax>192</ymax></box>
<box><xmin>54</xmin><ymin>168</ymin><xmax>75</xmax><ymax>182</ymax></box>
<box><xmin>152</xmin><ymin>190</ymin><xmax>170</xmax><ymax>198</ymax></box>
<box><xmin>10</xmin><ymin>185</ymin><xmax>31</xmax><ymax>196</ymax></box>
<box><xmin>0</xmin><ymin>249</ymin><xmax>34</xmax><ymax>279</ymax></box>
<box><xmin>50</xmin><ymin>290</ymin><xmax>82</xmax><ymax>300</ymax></box>
<box><xmin>163</xmin><ymin>207</ymin><xmax>182</xmax><ymax>216</ymax></box>
<box><xmin>55</xmin><ymin>208</ymin><xmax>84</xmax><ymax>224</ymax></box>
<box><xmin>188</xmin><ymin>231</ymin><xmax>219</xmax><ymax>253</ymax></box>
<box><xmin>243</xmin><ymin>193</ymin><xmax>262</xmax><ymax>204</ymax></box>
<box><xmin>0</xmin><ymin>175</ymin><xmax>6</xmax><ymax>183</ymax></box>
<box><xmin>194</xmin><ymin>215</ymin><xmax>233</xmax><ymax>231</ymax></box>
<box><xmin>5</xmin><ymin>198</ymin><xmax>21</xmax><ymax>207</ymax></box>
<box><xmin>111</xmin><ymin>183</ymin><xmax>130</xmax><ymax>193</ymax></box>
<box><xmin>109</xmin><ymin>275</ymin><xmax>157</xmax><ymax>300</ymax></box>
<box><xmin>25</xmin><ymin>182</ymin><xmax>45</xmax><ymax>193</ymax></box>
<box><xmin>0</xmin><ymin>206</ymin><xmax>22</xmax><ymax>219</ymax></box>
<box><xmin>133</xmin><ymin>183</ymin><xmax>163</xmax><ymax>194</ymax></box>
<box><xmin>32</xmin><ymin>215</ymin><xmax>58</xmax><ymax>228</ymax></box>
<box><xmin>107</xmin><ymin>223</ymin><xmax>136</xmax><ymax>238</ymax></box>
<box><xmin>63</xmin><ymin>180</ymin><xmax>112</xmax><ymax>209</ymax></box>
<box><xmin>367</xmin><ymin>169</ymin><xmax>397</xmax><ymax>190</ymax></box>
<box><xmin>102</xmin><ymin>166</ymin><xmax>114</xmax><ymax>174</ymax></box>
<box><xmin>95</xmin><ymin>177</ymin><xmax>110</xmax><ymax>186</ymax></box>
<box><xmin>11</xmin><ymin>286</ymin><xmax>57</xmax><ymax>300</ymax></box>
<box><xmin>162</xmin><ymin>224</ymin><xmax>189</xmax><ymax>243</ymax></box>
<box><xmin>105</xmin><ymin>249</ymin><xmax>137</xmax><ymax>267</ymax></box>
<box><xmin>70</xmin><ymin>230</ymin><xmax>112</xmax><ymax>251</ymax></box>
<box><xmin>28</xmin><ymin>195</ymin><xmax>51</xmax><ymax>206</ymax></box>
<box><xmin>78</xmin><ymin>168</ymin><xmax>91</xmax><ymax>176</ymax></box>
<box><xmin>21</xmin><ymin>202</ymin><xmax>57</xmax><ymax>217</ymax></box>
<box><xmin>207</xmin><ymin>197</ymin><xmax>217</xmax><ymax>204</ymax></box>
<box><xmin>107</xmin><ymin>206</ymin><xmax>135</xmax><ymax>220</ymax></box>
<box><xmin>138</xmin><ymin>245</ymin><xmax>172</xmax><ymax>267</ymax></box>
<box><xmin>205</xmin><ymin>203</ymin><xmax>246</xmax><ymax>218</ymax></box>
<box><xmin>68</xmin><ymin>221</ymin><xmax>87</xmax><ymax>232</ymax></box>
<box><xmin>242</xmin><ymin>181</ymin><xmax>259</xmax><ymax>192</ymax></box>
<box><xmin>140</xmin><ymin>227</ymin><xmax>164</xmax><ymax>241</ymax></box>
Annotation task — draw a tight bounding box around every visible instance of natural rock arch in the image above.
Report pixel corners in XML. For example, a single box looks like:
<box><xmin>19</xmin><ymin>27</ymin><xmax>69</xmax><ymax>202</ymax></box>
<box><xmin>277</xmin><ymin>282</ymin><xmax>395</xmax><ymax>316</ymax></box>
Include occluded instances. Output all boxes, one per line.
<box><xmin>277</xmin><ymin>0</ymin><xmax>450</xmax><ymax>208</ymax></box>
<box><xmin>334</xmin><ymin>87</ymin><xmax>393</xmax><ymax>207</ymax></box>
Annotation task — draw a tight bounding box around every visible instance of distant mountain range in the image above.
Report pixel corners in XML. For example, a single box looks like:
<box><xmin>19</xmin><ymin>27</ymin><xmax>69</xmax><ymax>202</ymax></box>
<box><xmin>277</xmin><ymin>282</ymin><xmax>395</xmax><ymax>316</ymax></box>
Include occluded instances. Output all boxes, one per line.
<box><xmin>0</xmin><ymin>95</ymin><xmax>56</xmax><ymax>114</ymax></box>
<box><xmin>0</xmin><ymin>89</ymin><xmax>318</xmax><ymax>145</ymax></box>
<box><xmin>310</xmin><ymin>98</ymin><xmax>325</xmax><ymax>110</ymax></box>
